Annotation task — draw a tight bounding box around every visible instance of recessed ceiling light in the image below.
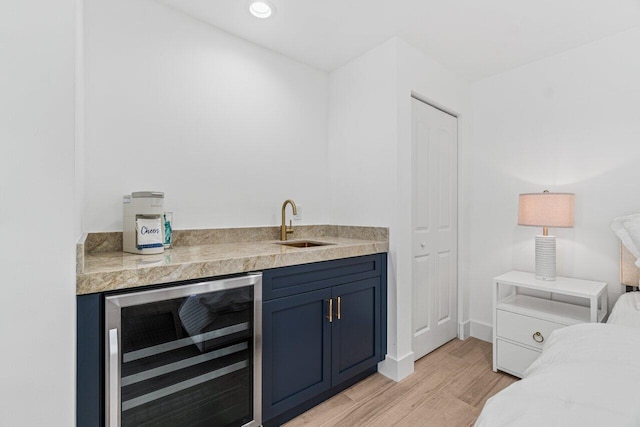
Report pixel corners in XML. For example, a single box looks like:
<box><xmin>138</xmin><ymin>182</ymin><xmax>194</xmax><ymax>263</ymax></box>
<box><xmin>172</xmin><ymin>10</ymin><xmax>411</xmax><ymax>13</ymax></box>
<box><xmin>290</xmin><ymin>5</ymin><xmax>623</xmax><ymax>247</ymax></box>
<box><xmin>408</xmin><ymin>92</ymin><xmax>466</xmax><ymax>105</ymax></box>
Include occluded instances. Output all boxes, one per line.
<box><xmin>249</xmin><ymin>1</ymin><xmax>274</xmax><ymax>19</ymax></box>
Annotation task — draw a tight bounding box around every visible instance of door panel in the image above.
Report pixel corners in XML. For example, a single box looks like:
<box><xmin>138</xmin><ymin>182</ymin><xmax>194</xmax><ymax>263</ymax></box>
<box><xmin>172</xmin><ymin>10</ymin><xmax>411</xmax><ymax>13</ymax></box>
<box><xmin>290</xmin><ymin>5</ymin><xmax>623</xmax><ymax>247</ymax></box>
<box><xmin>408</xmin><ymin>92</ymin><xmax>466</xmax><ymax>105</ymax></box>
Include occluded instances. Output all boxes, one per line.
<box><xmin>412</xmin><ymin>98</ymin><xmax>458</xmax><ymax>360</ymax></box>
<box><xmin>262</xmin><ymin>288</ymin><xmax>332</xmax><ymax>420</ymax></box>
<box><xmin>415</xmin><ymin>119</ymin><xmax>431</xmax><ymax>231</ymax></box>
<box><xmin>331</xmin><ymin>278</ymin><xmax>380</xmax><ymax>385</ymax></box>
<box><xmin>412</xmin><ymin>255</ymin><xmax>431</xmax><ymax>335</ymax></box>
<box><xmin>437</xmin><ymin>250</ymin><xmax>452</xmax><ymax>324</ymax></box>
<box><xmin>438</xmin><ymin>127</ymin><xmax>453</xmax><ymax>229</ymax></box>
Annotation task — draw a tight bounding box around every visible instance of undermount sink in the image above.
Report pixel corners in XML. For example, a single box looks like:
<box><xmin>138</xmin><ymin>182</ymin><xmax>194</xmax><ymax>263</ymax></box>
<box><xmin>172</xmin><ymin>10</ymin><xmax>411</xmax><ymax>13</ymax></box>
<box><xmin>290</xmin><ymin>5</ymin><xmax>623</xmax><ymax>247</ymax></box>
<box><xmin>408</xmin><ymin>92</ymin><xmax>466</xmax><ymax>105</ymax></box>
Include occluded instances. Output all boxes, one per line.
<box><xmin>276</xmin><ymin>240</ymin><xmax>334</xmax><ymax>248</ymax></box>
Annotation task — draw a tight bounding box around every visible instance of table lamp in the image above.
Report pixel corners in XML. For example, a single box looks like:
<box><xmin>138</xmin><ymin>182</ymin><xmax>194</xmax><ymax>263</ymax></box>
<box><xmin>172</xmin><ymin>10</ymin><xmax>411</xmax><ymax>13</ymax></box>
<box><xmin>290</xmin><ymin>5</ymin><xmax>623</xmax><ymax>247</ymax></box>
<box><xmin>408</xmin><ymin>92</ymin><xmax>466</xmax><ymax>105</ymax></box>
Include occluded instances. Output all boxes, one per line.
<box><xmin>518</xmin><ymin>191</ymin><xmax>575</xmax><ymax>280</ymax></box>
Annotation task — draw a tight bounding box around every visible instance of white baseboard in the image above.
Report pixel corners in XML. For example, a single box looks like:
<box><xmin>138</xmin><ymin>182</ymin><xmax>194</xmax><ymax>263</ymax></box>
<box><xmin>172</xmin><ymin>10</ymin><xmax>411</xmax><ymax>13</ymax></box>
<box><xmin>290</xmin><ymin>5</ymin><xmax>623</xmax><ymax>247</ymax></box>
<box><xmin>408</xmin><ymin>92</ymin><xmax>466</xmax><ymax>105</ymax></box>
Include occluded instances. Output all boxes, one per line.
<box><xmin>378</xmin><ymin>351</ymin><xmax>415</xmax><ymax>382</ymax></box>
<box><xmin>470</xmin><ymin>320</ymin><xmax>493</xmax><ymax>343</ymax></box>
<box><xmin>459</xmin><ymin>321</ymin><xmax>471</xmax><ymax>340</ymax></box>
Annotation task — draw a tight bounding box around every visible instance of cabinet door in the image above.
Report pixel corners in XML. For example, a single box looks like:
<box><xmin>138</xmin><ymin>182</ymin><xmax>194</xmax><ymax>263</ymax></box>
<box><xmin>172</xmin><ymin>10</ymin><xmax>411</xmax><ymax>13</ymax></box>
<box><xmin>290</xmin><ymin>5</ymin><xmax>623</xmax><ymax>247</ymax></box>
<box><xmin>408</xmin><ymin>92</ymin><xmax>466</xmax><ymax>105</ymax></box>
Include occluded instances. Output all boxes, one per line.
<box><xmin>262</xmin><ymin>288</ymin><xmax>332</xmax><ymax>421</ymax></box>
<box><xmin>331</xmin><ymin>277</ymin><xmax>381</xmax><ymax>385</ymax></box>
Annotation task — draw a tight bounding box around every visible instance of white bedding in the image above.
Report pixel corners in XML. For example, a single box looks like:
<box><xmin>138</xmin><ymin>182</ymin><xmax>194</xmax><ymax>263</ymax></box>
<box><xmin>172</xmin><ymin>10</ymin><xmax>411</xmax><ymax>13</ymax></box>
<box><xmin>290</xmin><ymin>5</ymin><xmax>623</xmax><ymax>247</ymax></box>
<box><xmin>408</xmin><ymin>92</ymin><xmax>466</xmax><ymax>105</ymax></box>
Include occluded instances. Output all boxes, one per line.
<box><xmin>475</xmin><ymin>323</ymin><xmax>640</xmax><ymax>426</ymax></box>
<box><xmin>608</xmin><ymin>292</ymin><xmax>640</xmax><ymax>328</ymax></box>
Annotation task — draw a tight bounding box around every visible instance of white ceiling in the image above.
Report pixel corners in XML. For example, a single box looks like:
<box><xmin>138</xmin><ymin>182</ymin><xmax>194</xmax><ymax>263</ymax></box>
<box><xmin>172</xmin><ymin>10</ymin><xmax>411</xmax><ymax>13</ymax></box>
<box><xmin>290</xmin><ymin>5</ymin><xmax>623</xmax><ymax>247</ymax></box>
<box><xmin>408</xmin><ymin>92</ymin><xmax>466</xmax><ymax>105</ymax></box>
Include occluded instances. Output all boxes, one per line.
<box><xmin>159</xmin><ymin>0</ymin><xmax>640</xmax><ymax>81</ymax></box>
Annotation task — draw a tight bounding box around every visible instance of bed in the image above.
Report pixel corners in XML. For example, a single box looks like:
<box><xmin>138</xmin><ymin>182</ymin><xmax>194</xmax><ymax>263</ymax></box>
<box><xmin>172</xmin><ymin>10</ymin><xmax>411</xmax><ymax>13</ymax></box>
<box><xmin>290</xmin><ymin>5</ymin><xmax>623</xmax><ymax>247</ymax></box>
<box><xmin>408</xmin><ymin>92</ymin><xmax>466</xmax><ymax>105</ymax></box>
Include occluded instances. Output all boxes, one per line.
<box><xmin>475</xmin><ymin>245</ymin><xmax>640</xmax><ymax>426</ymax></box>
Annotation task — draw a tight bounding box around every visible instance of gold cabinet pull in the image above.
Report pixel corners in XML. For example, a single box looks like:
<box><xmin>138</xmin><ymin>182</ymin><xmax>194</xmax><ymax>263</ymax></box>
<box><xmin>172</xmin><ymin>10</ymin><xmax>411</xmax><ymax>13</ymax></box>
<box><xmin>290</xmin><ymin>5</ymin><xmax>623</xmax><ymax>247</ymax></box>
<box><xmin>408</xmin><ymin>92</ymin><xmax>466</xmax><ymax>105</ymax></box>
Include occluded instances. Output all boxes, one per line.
<box><xmin>532</xmin><ymin>332</ymin><xmax>544</xmax><ymax>343</ymax></box>
<box><xmin>337</xmin><ymin>296</ymin><xmax>341</xmax><ymax>320</ymax></box>
<box><xmin>327</xmin><ymin>298</ymin><xmax>333</xmax><ymax>323</ymax></box>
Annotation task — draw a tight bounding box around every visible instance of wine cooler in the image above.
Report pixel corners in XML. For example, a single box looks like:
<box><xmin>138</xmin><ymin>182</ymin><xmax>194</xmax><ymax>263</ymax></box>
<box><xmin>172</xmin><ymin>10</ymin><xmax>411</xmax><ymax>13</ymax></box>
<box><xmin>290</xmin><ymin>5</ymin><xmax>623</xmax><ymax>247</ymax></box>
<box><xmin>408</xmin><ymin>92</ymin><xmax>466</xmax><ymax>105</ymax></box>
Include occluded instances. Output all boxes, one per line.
<box><xmin>105</xmin><ymin>273</ymin><xmax>262</xmax><ymax>427</ymax></box>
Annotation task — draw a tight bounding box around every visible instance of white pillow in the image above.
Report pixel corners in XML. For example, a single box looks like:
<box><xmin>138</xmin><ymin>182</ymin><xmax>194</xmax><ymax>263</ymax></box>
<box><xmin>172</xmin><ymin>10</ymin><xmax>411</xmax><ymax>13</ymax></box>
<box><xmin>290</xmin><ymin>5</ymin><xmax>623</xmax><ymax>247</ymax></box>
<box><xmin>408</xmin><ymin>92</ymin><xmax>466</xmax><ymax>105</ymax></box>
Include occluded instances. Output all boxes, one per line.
<box><xmin>624</xmin><ymin>219</ymin><xmax>640</xmax><ymax>256</ymax></box>
<box><xmin>608</xmin><ymin>292</ymin><xmax>640</xmax><ymax>328</ymax></box>
<box><xmin>611</xmin><ymin>214</ymin><xmax>640</xmax><ymax>259</ymax></box>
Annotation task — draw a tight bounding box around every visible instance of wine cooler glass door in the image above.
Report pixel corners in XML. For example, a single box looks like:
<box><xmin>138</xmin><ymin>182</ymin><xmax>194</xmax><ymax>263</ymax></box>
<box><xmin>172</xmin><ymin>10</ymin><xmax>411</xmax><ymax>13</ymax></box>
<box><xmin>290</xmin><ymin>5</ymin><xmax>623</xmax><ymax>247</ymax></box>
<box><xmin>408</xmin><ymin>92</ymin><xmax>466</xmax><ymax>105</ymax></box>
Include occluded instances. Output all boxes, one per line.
<box><xmin>105</xmin><ymin>274</ymin><xmax>262</xmax><ymax>427</ymax></box>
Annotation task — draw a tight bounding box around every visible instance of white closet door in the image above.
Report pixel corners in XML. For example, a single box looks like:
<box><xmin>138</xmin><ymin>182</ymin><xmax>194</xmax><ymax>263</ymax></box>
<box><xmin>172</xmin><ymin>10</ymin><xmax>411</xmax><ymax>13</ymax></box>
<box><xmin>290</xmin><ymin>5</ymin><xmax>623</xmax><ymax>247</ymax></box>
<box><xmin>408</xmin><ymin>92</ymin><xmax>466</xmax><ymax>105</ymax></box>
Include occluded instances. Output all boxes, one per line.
<box><xmin>411</xmin><ymin>97</ymin><xmax>458</xmax><ymax>360</ymax></box>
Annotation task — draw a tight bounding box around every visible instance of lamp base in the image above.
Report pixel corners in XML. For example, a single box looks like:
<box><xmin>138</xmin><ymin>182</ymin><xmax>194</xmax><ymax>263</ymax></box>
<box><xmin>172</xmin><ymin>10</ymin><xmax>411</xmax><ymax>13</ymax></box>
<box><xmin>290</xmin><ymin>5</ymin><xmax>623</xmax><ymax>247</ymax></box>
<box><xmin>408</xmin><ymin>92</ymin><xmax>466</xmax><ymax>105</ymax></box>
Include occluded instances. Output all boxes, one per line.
<box><xmin>535</xmin><ymin>235</ymin><xmax>556</xmax><ymax>281</ymax></box>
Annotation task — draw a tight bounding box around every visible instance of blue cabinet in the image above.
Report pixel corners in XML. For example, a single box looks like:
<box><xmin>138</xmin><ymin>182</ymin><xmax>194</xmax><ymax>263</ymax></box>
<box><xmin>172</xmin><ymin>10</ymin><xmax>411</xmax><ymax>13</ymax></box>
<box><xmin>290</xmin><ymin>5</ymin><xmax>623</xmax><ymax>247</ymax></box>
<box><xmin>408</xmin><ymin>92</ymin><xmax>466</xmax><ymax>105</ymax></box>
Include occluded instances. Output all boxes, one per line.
<box><xmin>262</xmin><ymin>254</ymin><xmax>387</xmax><ymax>425</ymax></box>
<box><xmin>77</xmin><ymin>293</ymin><xmax>103</xmax><ymax>427</ymax></box>
<box><xmin>331</xmin><ymin>277</ymin><xmax>381</xmax><ymax>385</ymax></box>
<box><xmin>262</xmin><ymin>288</ymin><xmax>332</xmax><ymax>420</ymax></box>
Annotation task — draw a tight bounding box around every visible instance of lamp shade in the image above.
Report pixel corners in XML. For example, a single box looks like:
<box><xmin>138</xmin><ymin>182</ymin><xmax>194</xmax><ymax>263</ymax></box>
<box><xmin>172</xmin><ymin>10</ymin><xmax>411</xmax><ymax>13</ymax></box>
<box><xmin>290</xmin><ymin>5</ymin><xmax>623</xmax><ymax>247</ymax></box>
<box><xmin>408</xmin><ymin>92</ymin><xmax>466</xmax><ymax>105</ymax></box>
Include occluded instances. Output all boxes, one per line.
<box><xmin>518</xmin><ymin>192</ymin><xmax>575</xmax><ymax>228</ymax></box>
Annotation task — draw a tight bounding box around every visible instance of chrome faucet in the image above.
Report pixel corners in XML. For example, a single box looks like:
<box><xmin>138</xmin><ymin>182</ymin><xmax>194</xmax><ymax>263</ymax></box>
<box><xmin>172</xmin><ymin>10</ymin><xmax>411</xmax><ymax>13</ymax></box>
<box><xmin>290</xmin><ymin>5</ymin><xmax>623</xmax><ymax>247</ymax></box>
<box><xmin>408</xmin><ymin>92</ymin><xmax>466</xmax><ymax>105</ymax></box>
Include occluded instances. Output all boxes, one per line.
<box><xmin>280</xmin><ymin>199</ymin><xmax>298</xmax><ymax>241</ymax></box>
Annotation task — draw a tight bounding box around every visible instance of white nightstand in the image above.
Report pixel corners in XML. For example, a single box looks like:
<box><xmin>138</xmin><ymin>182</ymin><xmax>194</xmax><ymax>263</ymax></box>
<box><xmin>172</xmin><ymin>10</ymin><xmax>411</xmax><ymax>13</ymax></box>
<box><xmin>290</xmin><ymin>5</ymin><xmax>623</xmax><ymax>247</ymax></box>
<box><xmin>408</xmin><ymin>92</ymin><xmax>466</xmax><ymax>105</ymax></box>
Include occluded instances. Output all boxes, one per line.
<box><xmin>493</xmin><ymin>271</ymin><xmax>608</xmax><ymax>378</ymax></box>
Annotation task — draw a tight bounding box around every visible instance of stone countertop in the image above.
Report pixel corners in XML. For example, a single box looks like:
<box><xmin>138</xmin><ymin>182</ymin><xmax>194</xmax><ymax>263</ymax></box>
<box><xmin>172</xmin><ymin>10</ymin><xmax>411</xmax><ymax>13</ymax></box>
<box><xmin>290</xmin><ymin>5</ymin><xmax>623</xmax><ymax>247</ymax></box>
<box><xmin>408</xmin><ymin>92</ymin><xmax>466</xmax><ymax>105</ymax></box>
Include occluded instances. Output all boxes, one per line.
<box><xmin>76</xmin><ymin>226</ymin><xmax>388</xmax><ymax>295</ymax></box>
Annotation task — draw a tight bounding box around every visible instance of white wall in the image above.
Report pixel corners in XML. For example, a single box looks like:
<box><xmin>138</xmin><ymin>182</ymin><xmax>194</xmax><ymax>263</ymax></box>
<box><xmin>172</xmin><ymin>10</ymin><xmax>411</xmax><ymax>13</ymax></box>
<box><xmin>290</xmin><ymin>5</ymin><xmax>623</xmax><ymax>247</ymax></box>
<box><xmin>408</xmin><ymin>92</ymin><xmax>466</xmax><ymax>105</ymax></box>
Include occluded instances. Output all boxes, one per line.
<box><xmin>469</xmin><ymin>27</ymin><xmax>640</xmax><ymax>333</ymax></box>
<box><xmin>328</xmin><ymin>39</ymin><xmax>403</xmax><ymax>376</ymax></box>
<box><xmin>84</xmin><ymin>0</ymin><xmax>329</xmax><ymax>231</ymax></box>
<box><xmin>329</xmin><ymin>38</ymin><xmax>470</xmax><ymax>380</ymax></box>
<box><xmin>0</xmin><ymin>1</ymin><xmax>77</xmax><ymax>425</ymax></box>
<box><xmin>328</xmin><ymin>40</ymin><xmax>398</xmax><ymax>227</ymax></box>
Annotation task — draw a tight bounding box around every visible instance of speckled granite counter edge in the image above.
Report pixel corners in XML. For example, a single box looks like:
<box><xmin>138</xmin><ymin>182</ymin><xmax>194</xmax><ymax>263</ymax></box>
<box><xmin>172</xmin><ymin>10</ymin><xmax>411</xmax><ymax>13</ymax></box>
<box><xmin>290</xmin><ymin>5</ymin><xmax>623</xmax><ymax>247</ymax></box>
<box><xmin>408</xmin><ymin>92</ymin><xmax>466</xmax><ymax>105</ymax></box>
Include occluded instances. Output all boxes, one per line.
<box><xmin>76</xmin><ymin>225</ymin><xmax>388</xmax><ymax>295</ymax></box>
<box><xmin>78</xmin><ymin>225</ymin><xmax>387</xmax><ymax>255</ymax></box>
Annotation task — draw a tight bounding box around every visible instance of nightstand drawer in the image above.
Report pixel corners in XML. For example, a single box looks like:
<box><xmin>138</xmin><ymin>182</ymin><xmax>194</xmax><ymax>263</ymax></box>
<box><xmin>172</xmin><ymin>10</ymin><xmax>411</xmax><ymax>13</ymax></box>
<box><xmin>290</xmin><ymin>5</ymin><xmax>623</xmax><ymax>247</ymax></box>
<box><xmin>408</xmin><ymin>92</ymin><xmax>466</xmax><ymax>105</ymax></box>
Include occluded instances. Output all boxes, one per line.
<box><xmin>497</xmin><ymin>309</ymin><xmax>565</xmax><ymax>350</ymax></box>
<box><xmin>496</xmin><ymin>339</ymin><xmax>540</xmax><ymax>377</ymax></box>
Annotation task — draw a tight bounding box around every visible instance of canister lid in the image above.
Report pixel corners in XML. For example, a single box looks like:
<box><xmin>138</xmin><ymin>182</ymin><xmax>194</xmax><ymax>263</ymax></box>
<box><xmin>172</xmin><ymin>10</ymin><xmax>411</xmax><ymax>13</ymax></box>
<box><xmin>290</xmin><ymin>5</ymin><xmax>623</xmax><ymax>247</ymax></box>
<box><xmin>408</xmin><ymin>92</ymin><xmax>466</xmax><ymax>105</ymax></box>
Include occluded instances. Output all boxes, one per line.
<box><xmin>131</xmin><ymin>191</ymin><xmax>164</xmax><ymax>198</ymax></box>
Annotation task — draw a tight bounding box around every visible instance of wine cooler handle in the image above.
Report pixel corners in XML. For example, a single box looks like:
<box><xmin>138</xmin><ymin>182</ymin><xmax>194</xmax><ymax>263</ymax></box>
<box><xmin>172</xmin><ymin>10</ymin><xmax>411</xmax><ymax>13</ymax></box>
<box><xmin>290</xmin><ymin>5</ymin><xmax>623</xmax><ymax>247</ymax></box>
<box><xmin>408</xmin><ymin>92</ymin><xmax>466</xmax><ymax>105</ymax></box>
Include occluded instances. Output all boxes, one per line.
<box><xmin>109</xmin><ymin>328</ymin><xmax>119</xmax><ymax>427</ymax></box>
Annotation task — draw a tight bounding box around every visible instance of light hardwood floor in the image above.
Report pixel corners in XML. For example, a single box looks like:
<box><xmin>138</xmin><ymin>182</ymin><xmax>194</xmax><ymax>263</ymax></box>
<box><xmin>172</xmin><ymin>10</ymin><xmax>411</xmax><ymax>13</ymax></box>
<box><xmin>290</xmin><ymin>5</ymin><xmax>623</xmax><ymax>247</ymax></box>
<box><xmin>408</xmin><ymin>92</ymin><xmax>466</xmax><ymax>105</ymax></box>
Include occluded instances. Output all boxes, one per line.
<box><xmin>284</xmin><ymin>338</ymin><xmax>517</xmax><ymax>427</ymax></box>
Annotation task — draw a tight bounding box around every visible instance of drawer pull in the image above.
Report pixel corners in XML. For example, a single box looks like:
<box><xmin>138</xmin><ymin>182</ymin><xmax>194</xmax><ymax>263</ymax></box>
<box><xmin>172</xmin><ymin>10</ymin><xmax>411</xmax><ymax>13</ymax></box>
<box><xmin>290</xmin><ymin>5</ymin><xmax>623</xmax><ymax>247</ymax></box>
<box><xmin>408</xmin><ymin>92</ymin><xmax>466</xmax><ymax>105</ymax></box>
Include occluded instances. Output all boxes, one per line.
<box><xmin>532</xmin><ymin>332</ymin><xmax>544</xmax><ymax>343</ymax></box>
